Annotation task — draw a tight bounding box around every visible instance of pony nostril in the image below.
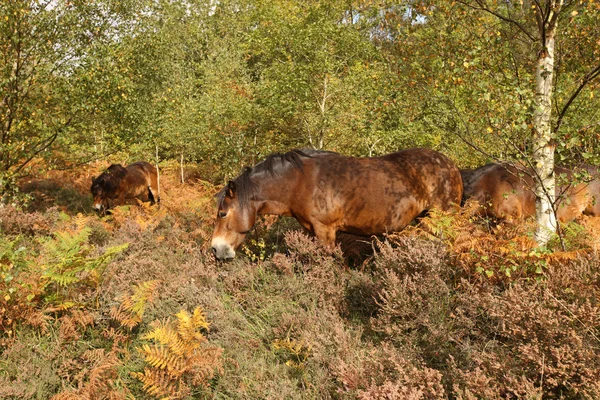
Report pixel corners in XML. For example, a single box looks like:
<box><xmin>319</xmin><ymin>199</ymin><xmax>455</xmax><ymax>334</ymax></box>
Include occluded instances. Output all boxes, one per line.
<box><xmin>211</xmin><ymin>247</ymin><xmax>218</xmax><ymax>257</ymax></box>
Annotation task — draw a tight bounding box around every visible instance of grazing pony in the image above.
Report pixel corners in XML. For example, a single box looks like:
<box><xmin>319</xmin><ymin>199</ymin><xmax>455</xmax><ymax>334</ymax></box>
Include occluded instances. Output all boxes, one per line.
<box><xmin>91</xmin><ymin>161</ymin><xmax>159</xmax><ymax>214</ymax></box>
<box><xmin>211</xmin><ymin>148</ymin><xmax>463</xmax><ymax>260</ymax></box>
<box><xmin>581</xmin><ymin>165</ymin><xmax>600</xmax><ymax>217</ymax></box>
<box><xmin>461</xmin><ymin>162</ymin><xmax>596</xmax><ymax>222</ymax></box>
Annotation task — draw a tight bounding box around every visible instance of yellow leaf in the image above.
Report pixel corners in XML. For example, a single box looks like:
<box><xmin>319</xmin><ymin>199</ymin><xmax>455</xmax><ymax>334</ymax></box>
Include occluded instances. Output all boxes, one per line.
<box><xmin>486</xmin><ymin>127</ymin><xmax>493</xmax><ymax>133</ymax></box>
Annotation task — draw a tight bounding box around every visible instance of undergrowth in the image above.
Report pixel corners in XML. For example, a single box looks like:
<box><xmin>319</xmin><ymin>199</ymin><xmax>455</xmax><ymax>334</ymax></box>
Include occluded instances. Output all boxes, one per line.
<box><xmin>1</xmin><ymin>164</ymin><xmax>599</xmax><ymax>399</ymax></box>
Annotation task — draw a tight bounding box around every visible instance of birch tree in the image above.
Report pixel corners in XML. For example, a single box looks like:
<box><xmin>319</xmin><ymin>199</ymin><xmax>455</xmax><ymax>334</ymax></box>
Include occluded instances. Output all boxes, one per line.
<box><xmin>456</xmin><ymin>0</ymin><xmax>600</xmax><ymax>246</ymax></box>
<box><xmin>532</xmin><ymin>1</ymin><xmax>563</xmax><ymax>245</ymax></box>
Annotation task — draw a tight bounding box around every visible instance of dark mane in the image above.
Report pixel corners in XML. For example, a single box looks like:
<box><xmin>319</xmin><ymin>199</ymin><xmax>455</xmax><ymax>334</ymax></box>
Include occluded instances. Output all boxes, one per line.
<box><xmin>218</xmin><ymin>149</ymin><xmax>335</xmax><ymax>209</ymax></box>
<box><xmin>92</xmin><ymin>164</ymin><xmax>128</xmax><ymax>195</ymax></box>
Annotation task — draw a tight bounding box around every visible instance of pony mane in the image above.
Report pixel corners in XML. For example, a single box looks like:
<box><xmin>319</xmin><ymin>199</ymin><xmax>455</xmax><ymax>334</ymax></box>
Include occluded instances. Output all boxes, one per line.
<box><xmin>93</xmin><ymin>164</ymin><xmax>128</xmax><ymax>195</ymax></box>
<box><xmin>218</xmin><ymin>149</ymin><xmax>336</xmax><ymax>209</ymax></box>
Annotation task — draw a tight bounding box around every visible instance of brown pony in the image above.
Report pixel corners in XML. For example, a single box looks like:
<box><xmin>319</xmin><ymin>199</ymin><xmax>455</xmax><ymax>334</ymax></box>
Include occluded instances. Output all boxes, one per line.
<box><xmin>461</xmin><ymin>162</ymin><xmax>595</xmax><ymax>222</ymax></box>
<box><xmin>581</xmin><ymin>165</ymin><xmax>600</xmax><ymax>217</ymax></box>
<box><xmin>211</xmin><ymin>148</ymin><xmax>463</xmax><ymax>260</ymax></box>
<box><xmin>91</xmin><ymin>161</ymin><xmax>159</xmax><ymax>213</ymax></box>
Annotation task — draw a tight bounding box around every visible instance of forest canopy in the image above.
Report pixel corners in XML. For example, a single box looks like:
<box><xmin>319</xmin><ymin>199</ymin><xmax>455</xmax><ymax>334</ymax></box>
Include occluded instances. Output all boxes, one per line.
<box><xmin>1</xmin><ymin>0</ymin><xmax>599</xmax><ymax>187</ymax></box>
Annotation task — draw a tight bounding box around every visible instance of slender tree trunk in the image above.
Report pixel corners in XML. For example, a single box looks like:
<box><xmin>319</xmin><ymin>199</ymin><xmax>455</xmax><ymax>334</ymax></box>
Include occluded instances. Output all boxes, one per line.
<box><xmin>533</xmin><ymin>1</ymin><xmax>562</xmax><ymax>246</ymax></box>
<box><xmin>180</xmin><ymin>152</ymin><xmax>184</xmax><ymax>184</ymax></box>
<box><xmin>155</xmin><ymin>144</ymin><xmax>161</xmax><ymax>203</ymax></box>
<box><xmin>316</xmin><ymin>75</ymin><xmax>329</xmax><ymax>149</ymax></box>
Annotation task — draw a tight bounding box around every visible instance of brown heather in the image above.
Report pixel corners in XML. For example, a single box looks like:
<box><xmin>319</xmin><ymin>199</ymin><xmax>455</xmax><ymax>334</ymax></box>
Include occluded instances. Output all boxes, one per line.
<box><xmin>1</xmin><ymin>161</ymin><xmax>600</xmax><ymax>399</ymax></box>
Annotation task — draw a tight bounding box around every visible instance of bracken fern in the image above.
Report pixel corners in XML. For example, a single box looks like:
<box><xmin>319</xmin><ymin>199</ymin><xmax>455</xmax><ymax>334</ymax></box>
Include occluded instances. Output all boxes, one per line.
<box><xmin>110</xmin><ymin>280</ymin><xmax>160</xmax><ymax>330</ymax></box>
<box><xmin>40</xmin><ymin>214</ymin><xmax>128</xmax><ymax>300</ymax></box>
<box><xmin>132</xmin><ymin>307</ymin><xmax>222</xmax><ymax>399</ymax></box>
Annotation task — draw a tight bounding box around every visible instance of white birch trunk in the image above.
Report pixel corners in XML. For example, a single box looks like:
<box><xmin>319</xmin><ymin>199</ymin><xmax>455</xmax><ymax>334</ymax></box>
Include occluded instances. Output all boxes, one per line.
<box><xmin>533</xmin><ymin>2</ymin><xmax>562</xmax><ymax>246</ymax></box>
<box><xmin>180</xmin><ymin>152</ymin><xmax>185</xmax><ymax>184</ymax></box>
<box><xmin>155</xmin><ymin>144</ymin><xmax>161</xmax><ymax>203</ymax></box>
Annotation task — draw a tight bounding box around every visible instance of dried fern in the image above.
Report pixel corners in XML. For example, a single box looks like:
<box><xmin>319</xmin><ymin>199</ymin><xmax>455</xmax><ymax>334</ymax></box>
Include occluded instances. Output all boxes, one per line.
<box><xmin>50</xmin><ymin>348</ymin><xmax>131</xmax><ymax>400</ymax></box>
<box><xmin>132</xmin><ymin>307</ymin><xmax>222</xmax><ymax>399</ymax></box>
<box><xmin>110</xmin><ymin>280</ymin><xmax>160</xmax><ymax>330</ymax></box>
<box><xmin>273</xmin><ymin>337</ymin><xmax>311</xmax><ymax>370</ymax></box>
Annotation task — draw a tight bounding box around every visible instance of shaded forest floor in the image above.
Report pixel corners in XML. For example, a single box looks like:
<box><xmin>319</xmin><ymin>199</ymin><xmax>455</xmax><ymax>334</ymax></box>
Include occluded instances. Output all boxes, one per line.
<box><xmin>1</xmin><ymin>161</ymin><xmax>600</xmax><ymax>399</ymax></box>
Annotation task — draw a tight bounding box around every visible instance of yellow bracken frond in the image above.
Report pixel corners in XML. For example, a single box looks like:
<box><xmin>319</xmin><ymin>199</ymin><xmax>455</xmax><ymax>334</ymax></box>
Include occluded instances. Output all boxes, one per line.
<box><xmin>111</xmin><ymin>280</ymin><xmax>160</xmax><ymax>330</ymax></box>
<box><xmin>133</xmin><ymin>307</ymin><xmax>222</xmax><ymax>399</ymax></box>
<box><xmin>175</xmin><ymin>308</ymin><xmax>208</xmax><ymax>346</ymax></box>
<box><xmin>73</xmin><ymin>213</ymin><xmax>90</xmax><ymax>232</ymax></box>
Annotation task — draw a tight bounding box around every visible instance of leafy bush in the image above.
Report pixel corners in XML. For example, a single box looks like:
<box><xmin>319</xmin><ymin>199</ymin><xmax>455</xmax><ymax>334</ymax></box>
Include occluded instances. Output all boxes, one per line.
<box><xmin>0</xmin><ymin>214</ymin><xmax>127</xmax><ymax>341</ymax></box>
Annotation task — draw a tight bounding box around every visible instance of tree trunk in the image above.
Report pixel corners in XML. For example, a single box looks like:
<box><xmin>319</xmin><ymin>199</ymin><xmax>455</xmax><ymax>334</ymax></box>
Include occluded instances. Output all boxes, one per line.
<box><xmin>180</xmin><ymin>152</ymin><xmax>185</xmax><ymax>184</ymax></box>
<box><xmin>533</xmin><ymin>2</ymin><xmax>562</xmax><ymax>246</ymax></box>
<box><xmin>155</xmin><ymin>144</ymin><xmax>161</xmax><ymax>202</ymax></box>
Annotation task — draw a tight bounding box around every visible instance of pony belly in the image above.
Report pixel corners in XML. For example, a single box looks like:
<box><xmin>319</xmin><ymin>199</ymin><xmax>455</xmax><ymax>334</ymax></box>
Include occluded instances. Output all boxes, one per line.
<box><xmin>339</xmin><ymin>199</ymin><xmax>421</xmax><ymax>236</ymax></box>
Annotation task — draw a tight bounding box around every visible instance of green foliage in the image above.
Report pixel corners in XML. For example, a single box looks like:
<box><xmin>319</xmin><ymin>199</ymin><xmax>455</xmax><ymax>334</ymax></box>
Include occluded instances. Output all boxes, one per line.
<box><xmin>0</xmin><ymin>214</ymin><xmax>128</xmax><ymax>337</ymax></box>
<box><xmin>0</xmin><ymin>0</ymin><xmax>149</xmax><ymax>198</ymax></box>
<box><xmin>39</xmin><ymin>218</ymin><xmax>128</xmax><ymax>301</ymax></box>
<box><xmin>0</xmin><ymin>236</ymin><xmax>29</xmax><ymax>302</ymax></box>
<box><xmin>1</xmin><ymin>0</ymin><xmax>597</xmax><ymax>193</ymax></box>
<box><xmin>550</xmin><ymin>221</ymin><xmax>590</xmax><ymax>251</ymax></box>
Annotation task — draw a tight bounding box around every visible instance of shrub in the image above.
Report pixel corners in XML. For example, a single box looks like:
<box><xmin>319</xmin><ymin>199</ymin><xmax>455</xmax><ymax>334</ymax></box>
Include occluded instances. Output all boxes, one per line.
<box><xmin>334</xmin><ymin>342</ymin><xmax>446</xmax><ymax>399</ymax></box>
<box><xmin>0</xmin><ymin>214</ymin><xmax>127</xmax><ymax>341</ymax></box>
<box><xmin>0</xmin><ymin>204</ymin><xmax>56</xmax><ymax>235</ymax></box>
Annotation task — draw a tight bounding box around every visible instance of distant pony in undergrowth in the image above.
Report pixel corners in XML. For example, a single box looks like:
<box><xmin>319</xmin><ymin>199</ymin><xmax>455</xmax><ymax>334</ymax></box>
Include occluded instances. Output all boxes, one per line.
<box><xmin>461</xmin><ymin>163</ymin><xmax>600</xmax><ymax>222</ymax></box>
<box><xmin>210</xmin><ymin>148</ymin><xmax>463</xmax><ymax>261</ymax></box>
<box><xmin>91</xmin><ymin>161</ymin><xmax>160</xmax><ymax>214</ymax></box>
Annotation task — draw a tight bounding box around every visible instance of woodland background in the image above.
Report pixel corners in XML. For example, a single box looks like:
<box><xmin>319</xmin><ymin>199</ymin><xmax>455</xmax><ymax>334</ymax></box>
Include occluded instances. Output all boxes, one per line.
<box><xmin>2</xmin><ymin>1</ymin><xmax>600</xmax><ymax>399</ymax></box>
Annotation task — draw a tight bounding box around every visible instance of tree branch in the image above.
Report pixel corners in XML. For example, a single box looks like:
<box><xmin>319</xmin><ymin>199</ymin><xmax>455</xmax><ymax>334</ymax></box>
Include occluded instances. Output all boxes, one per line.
<box><xmin>554</xmin><ymin>63</ymin><xmax>600</xmax><ymax>134</ymax></box>
<box><xmin>458</xmin><ymin>0</ymin><xmax>537</xmax><ymax>42</ymax></box>
<box><xmin>13</xmin><ymin>116</ymin><xmax>74</xmax><ymax>175</ymax></box>
<box><xmin>533</xmin><ymin>0</ymin><xmax>547</xmax><ymax>48</ymax></box>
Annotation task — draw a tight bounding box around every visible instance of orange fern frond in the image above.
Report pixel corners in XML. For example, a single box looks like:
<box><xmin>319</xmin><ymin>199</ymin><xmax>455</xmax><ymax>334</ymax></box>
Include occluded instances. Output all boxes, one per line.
<box><xmin>111</xmin><ymin>280</ymin><xmax>160</xmax><ymax>330</ymax></box>
<box><xmin>133</xmin><ymin>307</ymin><xmax>222</xmax><ymax>399</ymax></box>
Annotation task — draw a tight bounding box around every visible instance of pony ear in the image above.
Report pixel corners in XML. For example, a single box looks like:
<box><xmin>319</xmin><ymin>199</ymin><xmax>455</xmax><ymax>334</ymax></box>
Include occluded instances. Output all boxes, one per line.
<box><xmin>227</xmin><ymin>180</ymin><xmax>236</xmax><ymax>197</ymax></box>
<box><xmin>91</xmin><ymin>176</ymin><xmax>96</xmax><ymax>182</ymax></box>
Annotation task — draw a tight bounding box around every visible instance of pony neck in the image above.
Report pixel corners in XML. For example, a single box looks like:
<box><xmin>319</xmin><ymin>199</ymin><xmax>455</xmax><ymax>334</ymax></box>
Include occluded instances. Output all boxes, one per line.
<box><xmin>252</xmin><ymin>169</ymin><xmax>298</xmax><ymax>217</ymax></box>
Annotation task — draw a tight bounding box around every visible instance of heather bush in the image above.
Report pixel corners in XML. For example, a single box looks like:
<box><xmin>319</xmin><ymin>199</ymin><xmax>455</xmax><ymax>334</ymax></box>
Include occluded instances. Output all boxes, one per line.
<box><xmin>366</xmin><ymin>219</ymin><xmax>600</xmax><ymax>398</ymax></box>
<box><xmin>448</xmin><ymin>266</ymin><xmax>600</xmax><ymax>399</ymax></box>
<box><xmin>4</xmin><ymin>164</ymin><xmax>600</xmax><ymax>399</ymax></box>
<box><xmin>342</xmin><ymin>271</ymin><xmax>380</xmax><ymax>324</ymax></box>
<box><xmin>334</xmin><ymin>342</ymin><xmax>446</xmax><ymax>399</ymax></box>
<box><xmin>0</xmin><ymin>204</ymin><xmax>58</xmax><ymax>235</ymax></box>
<box><xmin>368</xmin><ymin>237</ymin><xmax>462</xmax><ymax>380</ymax></box>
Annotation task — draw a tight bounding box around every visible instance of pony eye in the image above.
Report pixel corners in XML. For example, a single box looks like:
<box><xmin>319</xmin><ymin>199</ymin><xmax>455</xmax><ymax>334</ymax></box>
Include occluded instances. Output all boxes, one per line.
<box><xmin>218</xmin><ymin>211</ymin><xmax>227</xmax><ymax>219</ymax></box>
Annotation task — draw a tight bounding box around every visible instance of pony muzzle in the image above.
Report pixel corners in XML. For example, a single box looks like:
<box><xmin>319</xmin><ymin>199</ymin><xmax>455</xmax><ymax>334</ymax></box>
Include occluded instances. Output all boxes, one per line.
<box><xmin>211</xmin><ymin>238</ymin><xmax>236</xmax><ymax>261</ymax></box>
